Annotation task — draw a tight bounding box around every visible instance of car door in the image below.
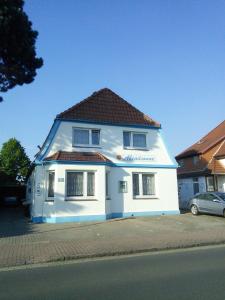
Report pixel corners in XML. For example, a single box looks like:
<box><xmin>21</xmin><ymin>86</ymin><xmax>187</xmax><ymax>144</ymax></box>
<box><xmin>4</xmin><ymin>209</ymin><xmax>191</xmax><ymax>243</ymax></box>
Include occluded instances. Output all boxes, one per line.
<box><xmin>197</xmin><ymin>193</ymin><xmax>211</xmax><ymax>213</ymax></box>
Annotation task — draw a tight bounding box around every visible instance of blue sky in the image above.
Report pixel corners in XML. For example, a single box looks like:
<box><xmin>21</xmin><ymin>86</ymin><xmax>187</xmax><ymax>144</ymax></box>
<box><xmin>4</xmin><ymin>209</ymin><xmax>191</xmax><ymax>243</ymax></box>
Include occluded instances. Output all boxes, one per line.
<box><xmin>1</xmin><ymin>0</ymin><xmax>225</xmax><ymax>159</ymax></box>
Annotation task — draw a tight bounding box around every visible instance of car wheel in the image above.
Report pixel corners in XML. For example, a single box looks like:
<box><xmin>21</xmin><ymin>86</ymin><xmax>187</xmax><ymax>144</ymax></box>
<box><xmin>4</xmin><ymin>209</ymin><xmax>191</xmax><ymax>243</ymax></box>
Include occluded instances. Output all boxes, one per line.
<box><xmin>191</xmin><ymin>204</ymin><xmax>199</xmax><ymax>216</ymax></box>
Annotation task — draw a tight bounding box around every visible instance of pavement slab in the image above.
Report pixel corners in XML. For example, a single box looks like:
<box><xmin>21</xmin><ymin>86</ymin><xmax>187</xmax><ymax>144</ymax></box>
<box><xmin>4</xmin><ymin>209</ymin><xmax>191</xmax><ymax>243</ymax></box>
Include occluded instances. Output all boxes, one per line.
<box><xmin>0</xmin><ymin>207</ymin><xmax>225</xmax><ymax>268</ymax></box>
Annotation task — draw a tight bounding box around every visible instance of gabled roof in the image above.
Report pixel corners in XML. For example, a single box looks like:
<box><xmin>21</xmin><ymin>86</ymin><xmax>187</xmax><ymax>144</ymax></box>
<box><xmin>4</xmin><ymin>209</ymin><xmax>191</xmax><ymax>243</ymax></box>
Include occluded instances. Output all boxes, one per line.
<box><xmin>176</xmin><ymin>120</ymin><xmax>225</xmax><ymax>159</ymax></box>
<box><xmin>44</xmin><ymin>151</ymin><xmax>112</xmax><ymax>163</ymax></box>
<box><xmin>56</xmin><ymin>88</ymin><xmax>160</xmax><ymax>128</ymax></box>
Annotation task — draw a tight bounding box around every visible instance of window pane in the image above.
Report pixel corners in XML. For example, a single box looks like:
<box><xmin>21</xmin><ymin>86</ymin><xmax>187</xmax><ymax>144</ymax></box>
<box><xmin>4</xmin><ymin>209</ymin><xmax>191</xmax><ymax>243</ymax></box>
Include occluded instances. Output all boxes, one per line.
<box><xmin>206</xmin><ymin>176</ymin><xmax>215</xmax><ymax>192</ymax></box>
<box><xmin>48</xmin><ymin>171</ymin><xmax>55</xmax><ymax>197</ymax></box>
<box><xmin>67</xmin><ymin>172</ymin><xmax>83</xmax><ymax>196</ymax></box>
<box><xmin>119</xmin><ymin>181</ymin><xmax>127</xmax><ymax>193</ymax></box>
<box><xmin>92</xmin><ymin>130</ymin><xmax>100</xmax><ymax>145</ymax></box>
<box><xmin>106</xmin><ymin>172</ymin><xmax>109</xmax><ymax>197</ymax></box>
<box><xmin>133</xmin><ymin>134</ymin><xmax>146</xmax><ymax>148</ymax></box>
<box><xmin>74</xmin><ymin>129</ymin><xmax>89</xmax><ymax>145</ymax></box>
<box><xmin>87</xmin><ymin>172</ymin><xmax>95</xmax><ymax>196</ymax></box>
<box><xmin>123</xmin><ymin>132</ymin><xmax>131</xmax><ymax>147</ymax></box>
<box><xmin>142</xmin><ymin>174</ymin><xmax>155</xmax><ymax>195</ymax></box>
<box><xmin>133</xmin><ymin>174</ymin><xmax>139</xmax><ymax>196</ymax></box>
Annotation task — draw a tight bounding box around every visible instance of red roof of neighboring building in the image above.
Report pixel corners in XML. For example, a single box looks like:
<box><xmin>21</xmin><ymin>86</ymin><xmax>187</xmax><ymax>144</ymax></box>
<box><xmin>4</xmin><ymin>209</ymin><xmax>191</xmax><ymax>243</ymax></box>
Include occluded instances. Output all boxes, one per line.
<box><xmin>176</xmin><ymin>120</ymin><xmax>225</xmax><ymax>159</ymax></box>
<box><xmin>214</xmin><ymin>140</ymin><xmax>225</xmax><ymax>159</ymax></box>
<box><xmin>44</xmin><ymin>151</ymin><xmax>112</xmax><ymax>163</ymax></box>
<box><xmin>57</xmin><ymin>88</ymin><xmax>160</xmax><ymax>128</ymax></box>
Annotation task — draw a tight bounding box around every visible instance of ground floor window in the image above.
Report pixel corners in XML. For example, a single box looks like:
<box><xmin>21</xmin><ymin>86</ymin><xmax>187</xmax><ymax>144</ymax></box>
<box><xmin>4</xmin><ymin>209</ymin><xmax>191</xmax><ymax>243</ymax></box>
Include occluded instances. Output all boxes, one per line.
<box><xmin>47</xmin><ymin>171</ymin><xmax>55</xmax><ymax>199</ymax></box>
<box><xmin>132</xmin><ymin>173</ymin><xmax>156</xmax><ymax>198</ymax></box>
<box><xmin>206</xmin><ymin>176</ymin><xmax>216</xmax><ymax>192</ymax></box>
<box><xmin>66</xmin><ymin>171</ymin><xmax>95</xmax><ymax>199</ymax></box>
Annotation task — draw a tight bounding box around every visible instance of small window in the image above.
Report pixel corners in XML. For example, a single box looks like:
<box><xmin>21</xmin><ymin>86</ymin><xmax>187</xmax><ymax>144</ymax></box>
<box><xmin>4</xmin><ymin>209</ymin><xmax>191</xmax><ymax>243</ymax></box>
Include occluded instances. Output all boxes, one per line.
<box><xmin>73</xmin><ymin>128</ymin><xmax>100</xmax><ymax>146</ymax></box>
<box><xmin>92</xmin><ymin>130</ymin><xmax>100</xmax><ymax>145</ymax></box>
<box><xmin>193</xmin><ymin>156</ymin><xmax>199</xmax><ymax>165</ymax></box>
<box><xmin>123</xmin><ymin>132</ymin><xmax>131</xmax><ymax>147</ymax></box>
<box><xmin>133</xmin><ymin>174</ymin><xmax>139</xmax><ymax>196</ymax></box>
<box><xmin>48</xmin><ymin>171</ymin><xmax>55</xmax><ymax>198</ymax></box>
<box><xmin>87</xmin><ymin>172</ymin><xmax>95</xmax><ymax>196</ymax></box>
<box><xmin>106</xmin><ymin>172</ymin><xmax>110</xmax><ymax>198</ymax></box>
<box><xmin>119</xmin><ymin>181</ymin><xmax>127</xmax><ymax>193</ymax></box>
<box><xmin>123</xmin><ymin>131</ymin><xmax>147</xmax><ymax>149</ymax></box>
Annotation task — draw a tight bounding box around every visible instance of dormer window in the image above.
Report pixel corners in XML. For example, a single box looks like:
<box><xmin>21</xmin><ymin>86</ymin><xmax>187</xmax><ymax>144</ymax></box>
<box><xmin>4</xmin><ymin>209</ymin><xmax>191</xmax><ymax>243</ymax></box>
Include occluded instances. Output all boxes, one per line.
<box><xmin>193</xmin><ymin>156</ymin><xmax>199</xmax><ymax>165</ymax></box>
<box><xmin>123</xmin><ymin>131</ymin><xmax>147</xmax><ymax>149</ymax></box>
<box><xmin>73</xmin><ymin>128</ymin><xmax>100</xmax><ymax>147</ymax></box>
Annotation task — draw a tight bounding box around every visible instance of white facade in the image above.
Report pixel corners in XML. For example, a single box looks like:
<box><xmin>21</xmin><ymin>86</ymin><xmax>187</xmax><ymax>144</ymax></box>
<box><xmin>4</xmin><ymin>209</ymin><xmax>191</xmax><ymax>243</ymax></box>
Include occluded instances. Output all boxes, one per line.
<box><xmin>28</xmin><ymin>120</ymin><xmax>179</xmax><ymax>223</ymax></box>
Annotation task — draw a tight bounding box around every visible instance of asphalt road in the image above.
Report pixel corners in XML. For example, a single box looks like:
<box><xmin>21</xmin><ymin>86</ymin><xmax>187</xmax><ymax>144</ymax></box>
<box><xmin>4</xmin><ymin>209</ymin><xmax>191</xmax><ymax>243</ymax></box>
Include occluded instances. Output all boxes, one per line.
<box><xmin>0</xmin><ymin>245</ymin><xmax>225</xmax><ymax>300</ymax></box>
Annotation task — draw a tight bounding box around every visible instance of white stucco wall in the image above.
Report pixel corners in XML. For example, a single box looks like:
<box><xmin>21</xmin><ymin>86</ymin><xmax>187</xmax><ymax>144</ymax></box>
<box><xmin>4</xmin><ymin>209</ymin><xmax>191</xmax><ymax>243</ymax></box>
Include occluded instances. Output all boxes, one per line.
<box><xmin>29</xmin><ymin>119</ymin><xmax>179</xmax><ymax>222</ymax></box>
<box><xmin>44</xmin><ymin>121</ymin><xmax>174</xmax><ymax>166</ymax></box>
<box><xmin>31</xmin><ymin>163</ymin><xmax>179</xmax><ymax>220</ymax></box>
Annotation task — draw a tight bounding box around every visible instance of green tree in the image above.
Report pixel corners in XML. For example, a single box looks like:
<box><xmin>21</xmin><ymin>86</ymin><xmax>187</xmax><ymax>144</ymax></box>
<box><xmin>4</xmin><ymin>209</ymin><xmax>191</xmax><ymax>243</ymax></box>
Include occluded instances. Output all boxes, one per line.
<box><xmin>0</xmin><ymin>0</ymin><xmax>43</xmax><ymax>101</ymax></box>
<box><xmin>0</xmin><ymin>138</ymin><xmax>31</xmax><ymax>183</ymax></box>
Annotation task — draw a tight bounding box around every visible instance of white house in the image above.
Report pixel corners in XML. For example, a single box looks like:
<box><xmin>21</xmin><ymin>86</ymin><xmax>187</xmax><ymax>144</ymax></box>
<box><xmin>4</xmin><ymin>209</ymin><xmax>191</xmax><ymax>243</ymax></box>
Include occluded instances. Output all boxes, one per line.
<box><xmin>27</xmin><ymin>88</ymin><xmax>179</xmax><ymax>223</ymax></box>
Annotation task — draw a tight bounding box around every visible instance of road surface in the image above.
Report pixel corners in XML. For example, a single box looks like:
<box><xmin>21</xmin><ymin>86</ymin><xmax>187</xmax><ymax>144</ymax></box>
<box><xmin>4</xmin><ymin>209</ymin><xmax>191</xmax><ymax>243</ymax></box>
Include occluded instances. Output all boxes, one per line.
<box><xmin>0</xmin><ymin>245</ymin><xmax>225</xmax><ymax>300</ymax></box>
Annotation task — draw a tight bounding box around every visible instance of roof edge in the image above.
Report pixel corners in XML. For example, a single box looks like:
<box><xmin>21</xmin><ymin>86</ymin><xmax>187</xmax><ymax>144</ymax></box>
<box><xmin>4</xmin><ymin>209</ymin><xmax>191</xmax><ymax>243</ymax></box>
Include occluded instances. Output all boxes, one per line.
<box><xmin>55</xmin><ymin>117</ymin><xmax>161</xmax><ymax>129</ymax></box>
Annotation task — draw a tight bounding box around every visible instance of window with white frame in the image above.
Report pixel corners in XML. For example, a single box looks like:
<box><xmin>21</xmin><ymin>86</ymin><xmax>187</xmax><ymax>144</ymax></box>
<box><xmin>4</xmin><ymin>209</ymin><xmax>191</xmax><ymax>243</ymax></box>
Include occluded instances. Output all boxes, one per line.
<box><xmin>132</xmin><ymin>173</ymin><xmax>156</xmax><ymax>198</ymax></box>
<box><xmin>47</xmin><ymin>171</ymin><xmax>55</xmax><ymax>199</ymax></box>
<box><xmin>73</xmin><ymin>128</ymin><xmax>100</xmax><ymax>147</ymax></box>
<box><xmin>66</xmin><ymin>171</ymin><xmax>95</xmax><ymax>199</ymax></box>
<box><xmin>123</xmin><ymin>131</ymin><xmax>147</xmax><ymax>149</ymax></box>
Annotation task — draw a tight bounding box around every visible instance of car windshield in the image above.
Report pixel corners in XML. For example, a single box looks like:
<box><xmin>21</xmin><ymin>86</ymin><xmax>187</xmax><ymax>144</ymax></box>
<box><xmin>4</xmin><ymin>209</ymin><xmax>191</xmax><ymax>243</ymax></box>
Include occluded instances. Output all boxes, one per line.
<box><xmin>215</xmin><ymin>192</ymin><xmax>225</xmax><ymax>201</ymax></box>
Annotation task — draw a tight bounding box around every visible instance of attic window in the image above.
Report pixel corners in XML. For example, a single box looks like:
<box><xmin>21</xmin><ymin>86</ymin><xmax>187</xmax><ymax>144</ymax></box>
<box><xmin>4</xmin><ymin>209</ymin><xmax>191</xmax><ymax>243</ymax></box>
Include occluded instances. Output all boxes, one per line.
<box><xmin>193</xmin><ymin>156</ymin><xmax>199</xmax><ymax>165</ymax></box>
<box><xmin>73</xmin><ymin>128</ymin><xmax>100</xmax><ymax>147</ymax></box>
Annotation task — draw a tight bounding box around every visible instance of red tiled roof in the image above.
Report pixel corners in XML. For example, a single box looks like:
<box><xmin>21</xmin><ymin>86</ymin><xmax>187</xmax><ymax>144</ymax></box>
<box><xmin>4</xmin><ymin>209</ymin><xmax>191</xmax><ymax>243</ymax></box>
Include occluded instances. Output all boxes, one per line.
<box><xmin>44</xmin><ymin>151</ymin><xmax>112</xmax><ymax>163</ymax></box>
<box><xmin>57</xmin><ymin>88</ymin><xmax>160</xmax><ymax>128</ymax></box>
<box><xmin>176</xmin><ymin>120</ymin><xmax>225</xmax><ymax>159</ymax></box>
<box><xmin>214</xmin><ymin>140</ymin><xmax>225</xmax><ymax>159</ymax></box>
<box><xmin>177</xmin><ymin>141</ymin><xmax>225</xmax><ymax>177</ymax></box>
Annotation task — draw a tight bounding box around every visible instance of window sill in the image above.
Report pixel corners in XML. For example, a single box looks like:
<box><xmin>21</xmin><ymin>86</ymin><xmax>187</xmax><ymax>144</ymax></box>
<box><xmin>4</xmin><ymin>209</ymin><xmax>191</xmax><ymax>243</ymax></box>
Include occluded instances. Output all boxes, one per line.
<box><xmin>65</xmin><ymin>198</ymin><xmax>98</xmax><ymax>201</ymax></box>
<box><xmin>133</xmin><ymin>196</ymin><xmax>159</xmax><ymax>200</ymax></box>
<box><xmin>45</xmin><ymin>199</ymin><xmax>54</xmax><ymax>202</ymax></box>
<box><xmin>123</xmin><ymin>147</ymin><xmax>148</xmax><ymax>151</ymax></box>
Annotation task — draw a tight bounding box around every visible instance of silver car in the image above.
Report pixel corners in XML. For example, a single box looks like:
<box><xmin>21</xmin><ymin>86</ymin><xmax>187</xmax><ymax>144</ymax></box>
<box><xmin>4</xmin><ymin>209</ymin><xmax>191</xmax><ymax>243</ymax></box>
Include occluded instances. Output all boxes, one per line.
<box><xmin>189</xmin><ymin>192</ymin><xmax>225</xmax><ymax>217</ymax></box>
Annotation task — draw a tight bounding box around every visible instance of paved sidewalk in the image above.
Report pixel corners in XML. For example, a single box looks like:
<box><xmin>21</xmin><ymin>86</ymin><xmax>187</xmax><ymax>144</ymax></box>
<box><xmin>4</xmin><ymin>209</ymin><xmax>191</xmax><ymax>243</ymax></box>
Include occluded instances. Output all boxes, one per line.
<box><xmin>1</xmin><ymin>207</ymin><xmax>225</xmax><ymax>268</ymax></box>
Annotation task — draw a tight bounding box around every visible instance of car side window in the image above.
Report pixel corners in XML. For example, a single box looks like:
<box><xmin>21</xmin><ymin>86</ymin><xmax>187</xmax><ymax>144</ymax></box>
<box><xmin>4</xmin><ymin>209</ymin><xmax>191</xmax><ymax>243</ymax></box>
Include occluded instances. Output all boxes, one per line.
<box><xmin>204</xmin><ymin>194</ymin><xmax>215</xmax><ymax>201</ymax></box>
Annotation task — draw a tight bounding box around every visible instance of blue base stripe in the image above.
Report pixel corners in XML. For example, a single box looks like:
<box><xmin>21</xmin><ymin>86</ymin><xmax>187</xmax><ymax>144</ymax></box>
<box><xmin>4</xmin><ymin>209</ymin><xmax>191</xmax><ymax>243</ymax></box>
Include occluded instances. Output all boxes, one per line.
<box><xmin>32</xmin><ymin>210</ymin><xmax>180</xmax><ymax>223</ymax></box>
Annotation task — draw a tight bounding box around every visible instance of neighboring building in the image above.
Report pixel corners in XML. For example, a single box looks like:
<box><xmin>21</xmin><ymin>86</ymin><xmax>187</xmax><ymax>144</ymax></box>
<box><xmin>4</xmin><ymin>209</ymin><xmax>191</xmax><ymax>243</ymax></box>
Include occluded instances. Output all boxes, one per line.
<box><xmin>27</xmin><ymin>88</ymin><xmax>179</xmax><ymax>223</ymax></box>
<box><xmin>176</xmin><ymin>120</ymin><xmax>225</xmax><ymax>208</ymax></box>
